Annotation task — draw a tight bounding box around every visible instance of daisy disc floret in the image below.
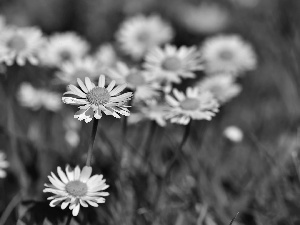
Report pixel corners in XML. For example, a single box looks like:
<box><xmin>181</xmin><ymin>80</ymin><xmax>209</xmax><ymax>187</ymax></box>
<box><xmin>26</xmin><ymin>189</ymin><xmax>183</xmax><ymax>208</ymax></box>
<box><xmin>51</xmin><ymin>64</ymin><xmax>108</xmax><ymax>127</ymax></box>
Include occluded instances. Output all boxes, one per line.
<box><xmin>165</xmin><ymin>87</ymin><xmax>219</xmax><ymax>125</ymax></box>
<box><xmin>62</xmin><ymin>75</ymin><xmax>133</xmax><ymax>123</ymax></box>
<box><xmin>0</xmin><ymin>152</ymin><xmax>9</xmax><ymax>178</ymax></box>
<box><xmin>43</xmin><ymin>165</ymin><xmax>109</xmax><ymax>216</ymax></box>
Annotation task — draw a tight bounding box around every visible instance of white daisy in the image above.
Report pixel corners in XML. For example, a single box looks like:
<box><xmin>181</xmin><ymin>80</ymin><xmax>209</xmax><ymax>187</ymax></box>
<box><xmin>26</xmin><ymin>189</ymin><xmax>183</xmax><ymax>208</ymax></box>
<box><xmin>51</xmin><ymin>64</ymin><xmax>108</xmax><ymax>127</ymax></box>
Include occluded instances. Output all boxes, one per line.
<box><xmin>201</xmin><ymin>35</ymin><xmax>257</xmax><ymax>75</ymax></box>
<box><xmin>62</xmin><ymin>75</ymin><xmax>133</xmax><ymax>123</ymax></box>
<box><xmin>0</xmin><ymin>151</ymin><xmax>9</xmax><ymax>178</ymax></box>
<box><xmin>223</xmin><ymin>126</ymin><xmax>243</xmax><ymax>142</ymax></box>
<box><xmin>43</xmin><ymin>165</ymin><xmax>109</xmax><ymax>216</ymax></box>
<box><xmin>94</xmin><ymin>44</ymin><xmax>118</xmax><ymax>70</ymax></box>
<box><xmin>39</xmin><ymin>32</ymin><xmax>89</xmax><ymax>67</ymax></box>
<box><xmin>57</xmin><ymin>57</ymin><xmax>99</xmax><ymax>84</ymax></box>
<box><xmin>107</xmin><ymin>62</ymin><xmax>159</xmax><ymax>101</ymax></box>
<box><xmin>196</xmin><ymin>74</ymin><xmax>242</xmax><ymax>104</ymax></box>
<box><xmin>143</xmin><ymin>45</ymin><xmax>203</xmax><ymax>84</ymax></box>
<box><xmin>116</xmin><ymin>14</ymin><xmax>173</xmax><ymax>59</ymax></box>
<box><xmin>165</xmin><ymin>87</ymin><xmax>219</xmax><ymax>125</ymax></box>
<box><xmin>0</xmin><ymin>27</ymin><xmax>45</xmax><ymax>66</ymax></box>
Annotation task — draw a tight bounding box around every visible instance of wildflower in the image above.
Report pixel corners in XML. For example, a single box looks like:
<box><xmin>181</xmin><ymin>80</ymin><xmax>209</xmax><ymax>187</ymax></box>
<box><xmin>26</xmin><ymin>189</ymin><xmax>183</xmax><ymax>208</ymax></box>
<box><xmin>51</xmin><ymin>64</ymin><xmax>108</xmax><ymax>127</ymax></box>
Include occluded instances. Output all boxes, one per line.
<box><xmin>43</xmin><ymin>165</ymin><xmax>109</xmax><ymax>216</ymax></box>
<box><xmin>0</xmin><ymin>152</ymin><xmax>9</xmax><ymax>178</ymax></box>
<box><xmin>108</xmin><ymin>62</ymin><xmax>159</xmax><ymax>101</ymax></box>
<box><xmin>0</xmin><ymin>27</ymin><xmax>45</xmax><ymax>66</ymax></box>
<box><xmin>223</xmin><ymin>126</ymin><xmax>243</xmax><ymax>142</ymax></box>
<box><xmin>39</xmin><ymin>32</ymin><xmax>89</xmax><ymax>67</ymax></box>
<box><xmin>62</xmin><ymin>75</ymin><xmax>133</xmax><ymax>123</ymax></box>
<box><xmin>201</xmin><ymin>35</ymin><xmax>257</xmax><ymax>75</ymax></box>
<box><xmin>116</xmin><ymin>15</ymin><xmax>173</xmax><ymax>59</ymax></box>
<box><xmin>196</xmin><ymin>74</ymin><xmax>241</xmax><ymax>104</ymax></box>
<box><xmin>94</xmin><ymin>44</ymin><xmax>118</xmax><ymax>70</ymax></box>
<box><xmin>165</xmin><ymin>87</ymin><xmax>219</xmax><ymax>125</ymax></box>
<box><xmin>143</xmin><ymin>45</ymin><xmax>203</xmax><ymax>84</ymax></box>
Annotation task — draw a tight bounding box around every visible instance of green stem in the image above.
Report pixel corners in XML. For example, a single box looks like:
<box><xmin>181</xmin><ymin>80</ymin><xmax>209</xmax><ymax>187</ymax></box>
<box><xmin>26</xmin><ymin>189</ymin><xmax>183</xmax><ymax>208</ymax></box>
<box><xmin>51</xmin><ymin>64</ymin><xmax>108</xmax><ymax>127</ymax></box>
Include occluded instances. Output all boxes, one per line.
<box><xmin>85</xmin><ymin>118</ymin><xmax>99</xmax><ymax>166</ymax></box>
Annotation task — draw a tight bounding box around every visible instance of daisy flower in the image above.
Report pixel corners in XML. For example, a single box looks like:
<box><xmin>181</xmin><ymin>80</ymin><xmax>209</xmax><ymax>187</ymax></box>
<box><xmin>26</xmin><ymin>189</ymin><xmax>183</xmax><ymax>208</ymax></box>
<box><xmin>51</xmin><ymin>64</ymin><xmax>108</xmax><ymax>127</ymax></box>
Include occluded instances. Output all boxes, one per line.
<box><xmin>165</xmin><ymin>87</ymin><xmax>219</xmax><ymax>125</ymax></box>
<box><xmin>94</xmin><ymin>44</ymin><xmax>118</xmax><ymax>70</ymax></box>
<box><xmin>0</xmin><ymin>152</ymin><xmax>9</xmax><ymax>178</ymax></box>
<box><xmin>116</xmin><ymin>15</ymin><xmax>173</xmax><ymax>59</ymax></box>
<box><xmin>143</xmin><ymin>45</ymin><xmax>203</xmax><ymax>84</ymax></box>
<box><xmin>57</xmin><ymin>57</ymin><xmax>99</xmax><ymax>84</ymax></box>
<box><xmin>39</xmin><ymin>32</ymin><xmax>89</xmax><ymax>67</ymax></box>
<box><xmin>107</xmin><ymin>62</ymin><xmax>159</xmax><ymax>101</ymax></box>
<box><xmin>43</xmin><ymin>165</ymin><xmax>109</xmax><ymax>216</ymax></box>
<box><xmin>62</xmin><ymin>75</ymin><xmax>133</xmax><ymax>123</ymax></box>
<box><xmin>196</xmin><ymin>74</ymin><xmax>241</xmax><ymax>104</ymax></box>
<box><xmin>0</xmin><ymin>27</ymin><xmax>45</xmax><ymax>66</ymax></box>
<box><xmin>201</xmin><ymin>35</ymin><xmax>257</xmax><ymax>75</ymax></box>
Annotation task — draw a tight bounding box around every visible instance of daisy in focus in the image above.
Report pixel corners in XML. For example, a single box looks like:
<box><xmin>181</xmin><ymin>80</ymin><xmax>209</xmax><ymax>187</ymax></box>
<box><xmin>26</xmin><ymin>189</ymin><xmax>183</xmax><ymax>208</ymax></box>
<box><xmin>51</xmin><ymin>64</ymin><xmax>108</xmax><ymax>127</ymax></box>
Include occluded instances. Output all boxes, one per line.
<box><xmin>108</xmin><ymin>62</ymin><xmax>159</xmax><ymax>101</ymax></box>
<box><xmin>62</xmin><ymin>75</ymin><xmax>133</xmax><ymax>123</ymax></box>
<box><xmin>116</xmin><ymin>15</ymin><xmax>173</xmax><ymax>59</ymax></box>
<box><xmin>44</xmin><ymin>165</ymin><xmax>109</xmax><ymax>216</ymax></box>
<box><xmin>39</xmin><ymin>32</ymin><xmax>89</xmax><ymax>67</ymax></box>
<box><xmin>201</xmin><ymin>35</ymin><xmax>257</xmax><ymax>75</ymax></box>
<box><xmin>0</xmin><ymin>151</ymin><xmax>9</xmax><ymax>178</ymax></box>
<box><xmin>0</xmin><ymin>27</ymin><xmax>45</xmax><ymax>66</ymax></box>
<box><xmin>143</xmin><ymin>45</ymin><xmax>203</xmax><ymax>84</ymax></box>
<box><xmin>165</xmin><ymin>87</ymin><xmax>219</xmax><ymax>125</ymax></box>
<box><xmin>196</xmin><ymin>74</ymin><xmax>242</xmax><ymax>104</ymax></box>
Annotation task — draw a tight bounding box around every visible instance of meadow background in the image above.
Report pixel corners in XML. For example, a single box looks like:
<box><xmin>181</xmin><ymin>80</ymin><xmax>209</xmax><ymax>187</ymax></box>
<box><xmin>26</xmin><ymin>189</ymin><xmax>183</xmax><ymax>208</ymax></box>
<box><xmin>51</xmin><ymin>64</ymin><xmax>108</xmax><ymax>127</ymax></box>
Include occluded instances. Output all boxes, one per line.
<box><xmin>1</xmin><ymin>0</ymin><xmax>300</xmax><ymax>224</ymax></box>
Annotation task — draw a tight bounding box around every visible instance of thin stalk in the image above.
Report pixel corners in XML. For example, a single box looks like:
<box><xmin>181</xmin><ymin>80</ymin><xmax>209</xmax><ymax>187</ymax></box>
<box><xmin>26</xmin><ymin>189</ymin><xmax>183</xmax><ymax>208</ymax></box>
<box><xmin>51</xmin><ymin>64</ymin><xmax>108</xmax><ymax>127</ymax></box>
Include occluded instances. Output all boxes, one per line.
<box><xmin>229</xmin><ymin>212</ymin><xmax>239</xmax><ymax>225</ymax></box>
<box><xmin>143</xmin><ymin>121</ymin><xmax>157</xmax><ymax>160</ymax></box>
<box><xmin>0</xmin><ymin>192</ymin><xmax>21</xmax><ymax>225</ymax></box>
<box><xmin>85</xmin><ymin>118</ymin><xmax>99</xmax><ymax>166</ymax></box>
<box><xmin>65</xmin><ymin>213</ymin><xmax>72</xmax><ymax>225</ymax></box>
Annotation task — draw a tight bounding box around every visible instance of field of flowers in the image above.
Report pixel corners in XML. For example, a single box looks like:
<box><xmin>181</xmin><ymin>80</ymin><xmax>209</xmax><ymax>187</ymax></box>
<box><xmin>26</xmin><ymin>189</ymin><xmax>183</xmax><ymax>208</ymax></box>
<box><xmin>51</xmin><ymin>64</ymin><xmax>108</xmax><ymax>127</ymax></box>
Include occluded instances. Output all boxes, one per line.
<box><xmin>1</xmin><ymin>0</ymin><xmax>300</xmax><ymax>224</ymax></box>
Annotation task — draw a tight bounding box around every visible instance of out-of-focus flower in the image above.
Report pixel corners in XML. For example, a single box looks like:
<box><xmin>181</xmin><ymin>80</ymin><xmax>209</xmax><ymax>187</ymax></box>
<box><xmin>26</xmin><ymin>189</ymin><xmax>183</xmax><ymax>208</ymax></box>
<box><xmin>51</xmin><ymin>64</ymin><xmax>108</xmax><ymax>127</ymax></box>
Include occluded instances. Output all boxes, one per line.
<box><xmin>0</xmin><ymin>27</ymin><xmax>45</xmax><ymax>66</ymax></box>
<box><xmin>223</xmin><ymin>126</ymin><xmax>243</xmax><ymax>142</ymax></box>
<box><xmin>44</xmin><ymin>165</ymin><xmax>109</xmax><ymax>216</ymax></box>
<box><xmin>108</xmin><ymin>62</ymin><xmax>159</xmax><ymax>101</ymax></box>
<box><xmin>17</xmin><ymin>82</ymin><xmax>62</xmax><ymax>111</ymax></box>
<box><xmin>196</xmin><ymin>74</ymin><xmax>242</xmax><ymax>104</ymax></box>
<box><xmin>116</xmin><ymin>15</ymin><xmax>173</xmax><ymax>60</ymax></box>
<box><xmin>177</xmin><ymin>2</ymin><xmax>230</xmax><ymax>34</ymax></box>
<box><xmin>0</xmin><ymin>151</ymin><xmax>9</xmax><ymax>178</ymax></box>
<box><xmin>143</xmin><ymin>45</ymin><xmax>203</xmax><ymax>84</ymax></box>
<box><xmin>62</xmin><ymin>75</ymin><xmax>133</xmax><ymax>123</ymax></box>
<box><xmin>39</xmin><ymin>32</ymin><xmax>89</xmax><ymax>67</ymax></box>
<box><xmin>94</xmin><ymin>44</ymin><xmax>118</xmax><ymax>70</ymax></box>
<box><xmin>201</xmin><ymin>35</ymin><xmax>257</xmax><ymax>75</ymax></box>
<box><xmin>57</xmin><ymin>57</ymin><xmax>99</xmax><ymax>84</ymax></box>
<box><xmin>229</xmin><ymin>0</ymin><xmax>259</xmax><ymax>8</ymax></box>
<box><xmin>63</xmin><ymin>115</ymin><xmax>81</xmax><ymax>148</ymax></box>
<box><xmin>165</xmin><ymin>87</ymin><xmax>219</xmax><ymax>125</ymax></box>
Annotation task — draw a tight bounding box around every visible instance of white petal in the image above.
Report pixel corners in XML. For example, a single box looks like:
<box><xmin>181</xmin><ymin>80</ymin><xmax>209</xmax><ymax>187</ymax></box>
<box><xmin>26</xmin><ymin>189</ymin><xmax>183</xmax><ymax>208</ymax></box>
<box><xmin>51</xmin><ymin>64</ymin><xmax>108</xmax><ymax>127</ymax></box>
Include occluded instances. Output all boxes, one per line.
<box><xmin>72</xmin><ymin>204</ymin><xmax>80</xmax><ymax>216</ymax></box>
<box><xmin>98</xmin><ymin>75</ymin><xmax>105</xmax><ymax>88</ymax></box>
<box><xmin>79</xmin><ymin>166</ymin><xmax>92</xmax><ymax>182</ymax></box>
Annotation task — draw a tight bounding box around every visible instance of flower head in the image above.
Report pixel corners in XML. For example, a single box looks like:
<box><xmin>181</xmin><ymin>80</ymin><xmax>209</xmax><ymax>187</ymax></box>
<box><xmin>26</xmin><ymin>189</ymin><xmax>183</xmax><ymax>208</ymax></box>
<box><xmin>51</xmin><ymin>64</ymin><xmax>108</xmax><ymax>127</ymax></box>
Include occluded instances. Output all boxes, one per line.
<box><xmin>201</xmin><ymin>35</ymin><xmax>257</xmax><ymax>75</ymax></box>
<box><xmin>143</xmin><ymin>45</ymin><xmax>203</xmax><ymax>84</ymax></box>
<box><xmin>0</xmin><ymin>152</ymin><xmax>9</xmax><ymax>178</ymax></box>
<box><xmin>165</xmin><ymin>87</ymin><xmax>219</xmax><ymax>125</ymax></box>
<box><xmin>117</xmin><ymin>15</ymin><xmax>173</xmax><ymax>59</ymax></box>
<box><xmin>94</xmin><ymin>44</ymin><xmax>118</xmax><ymax>70</ymax></box>
<box><xmin>62</xmin><ymin>75</ymin><xmax>133</xmax><ymax>123</ymax></box>
<box><xmin>44</xmin><ymin>165</ymin><xmax>109</xmax><ymax>216</ymax></box>
<box><xmin>0</xmin><ymin>27</ymin><xmax>45</xmax><ymax>66</ymax></box>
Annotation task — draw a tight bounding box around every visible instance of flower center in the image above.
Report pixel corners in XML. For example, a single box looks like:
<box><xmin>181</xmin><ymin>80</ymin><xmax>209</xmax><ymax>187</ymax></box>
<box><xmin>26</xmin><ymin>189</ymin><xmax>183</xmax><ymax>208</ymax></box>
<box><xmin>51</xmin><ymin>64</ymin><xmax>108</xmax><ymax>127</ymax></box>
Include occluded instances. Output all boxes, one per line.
<box><xmin>126</xmin><ymin>72</ymin><xmax>146</xmax><ymax>86</ymax></box>
<box><xmin>72</xmin><ymin>69</ymin><xmax>91</xmax><ymax>79</ymax></box>
<box><xmin>136</xmin><ymin>31</ymin><xmax>150</xmax><ymax>44</ymax></box>
<box><xmin>86</xmin><ymin>87</ymin><xmax>110</xmax><ymax>105</ymax></box>
<box><xmin>65</xmin><ymin>180</ymin><xmax>88</xmax><ymax>197</ymax></box>
<box><xmin>161</xmin><ymin>57</ymin><xmax>182</xmax><ymax>71</ymax></box>
<box><xmin>7</xmin><ymin>35</ymin><xmax>26</xmax><ymax>51</ymax></box>
<box><xmin>59</xmin><ymin>50</ymin><xmax>72</xmax><ymax>61</ymax></box>
<box><xmin>219</xmin><ymin>49</ymin><xmax>234</xmax><ymax>61</ymax></box>
<box><xmin>180</xmin><ymin>98</ymin><xmax>200</xmax><ymax>110</ymax></box>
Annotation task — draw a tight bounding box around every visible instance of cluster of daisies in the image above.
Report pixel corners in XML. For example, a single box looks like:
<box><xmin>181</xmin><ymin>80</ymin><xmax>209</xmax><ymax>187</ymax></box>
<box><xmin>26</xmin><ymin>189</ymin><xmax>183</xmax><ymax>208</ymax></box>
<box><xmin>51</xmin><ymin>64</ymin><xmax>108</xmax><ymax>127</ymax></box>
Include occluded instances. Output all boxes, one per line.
<box><xmin>0</xmin><ymin>13</ymin><xmax>256</xmax><ymax>216</ymax></box>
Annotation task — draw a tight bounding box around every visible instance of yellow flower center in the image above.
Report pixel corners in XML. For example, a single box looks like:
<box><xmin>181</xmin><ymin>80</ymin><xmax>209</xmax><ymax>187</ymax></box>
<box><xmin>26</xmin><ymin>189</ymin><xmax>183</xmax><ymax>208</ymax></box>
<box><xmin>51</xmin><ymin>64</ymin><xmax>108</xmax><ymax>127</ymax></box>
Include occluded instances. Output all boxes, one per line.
<box><xmin>219</xmin><ymin>49</ymin><xmax>234</xmax><ymax>61</ymax></box>
<box><xmin>180</xmin><ymin>98</ymin><xmax>200</xmax><ymax>110</ymax></box>
<box><xmin>161</xmin><ymin>57</ymin><xmax>182</xmax><ymax>71</ymax></box>
<box><xmin>72</xmin><ymin>69</ymin><xmax>91</xmax><ymax>80</ymax></box>
<box><xmin>65</xmin><ymin>180</ymin><xmax>88</xmax><ymax>197</ymax></box>
<box><xmin>126</xmin><ymin>72</ymin><xmax>146</xmax><ymax>86</ymax></box>
<box><xmin>86</xmin><ymin>87</ymin><xmax>110</xmax><ymax>105</ymax></box>
<box><xmin>7</xmin><ymin>35</ymin><xmax>26</xmax><ymax>52</ymax></box>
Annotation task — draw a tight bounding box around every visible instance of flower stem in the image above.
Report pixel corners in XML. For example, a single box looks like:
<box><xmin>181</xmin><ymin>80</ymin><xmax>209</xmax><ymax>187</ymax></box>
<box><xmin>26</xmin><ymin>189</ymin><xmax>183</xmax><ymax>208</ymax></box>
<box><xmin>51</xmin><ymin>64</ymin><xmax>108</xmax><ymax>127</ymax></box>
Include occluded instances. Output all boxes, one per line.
<box><xmin>85</xmin><ymin>118</ymin><xmax>99</xmax><ymax>166</ymax></box>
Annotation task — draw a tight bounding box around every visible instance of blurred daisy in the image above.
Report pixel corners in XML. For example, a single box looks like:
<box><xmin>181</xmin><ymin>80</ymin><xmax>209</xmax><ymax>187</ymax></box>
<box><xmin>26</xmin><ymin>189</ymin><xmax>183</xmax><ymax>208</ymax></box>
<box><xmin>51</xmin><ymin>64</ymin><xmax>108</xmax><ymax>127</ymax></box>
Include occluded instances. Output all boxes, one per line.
<box><xmin>165</xmin><ymin>87</ymin><xmax>219</xmax><ymax>125</ymax></box>
<box><xmin>62</xmin><ymin>75</ymin><xmax>133</xmax><ymax>123</ymax></box>
<box><xmin>196</xmin><ymin>74</ymin><xmax>242</xmax><ymax>103</ymax></box>
<box><xmin>44</xmin><ymin>165</ymin><xmax>109</xmax><ymax>216</ymax></box>
<box><xmin>94</xmin><ymin>44</ymin><xmax>118</xmax><ymax>70</ymax></box>
<box><xmin>63</xmin><ymin>115</ymin><xmax>81</xmax><ymax>148</ymax></box>
<box><xmin>39</xmin><ymin>32</ymin><xmax>89</xmax><ymax>67</ymax></box>
<box><xmin>0</xmin><ymin>152</ymin><xmax>9</xmax><ymax>178</ymax></box>
<box><xmin>0</xmin><ymin>27</ymin><xmax>45</xmax><ymax>66</ymax></box>
<box><xmin>223</xmin><ymin>126</ymin><xmax>243</xmax><ymax>142</ymax></box>
<box><xmin>57</xmin><ymin>57</ymin><xmax>99</xmax><ymax>84</ymax></box>
<box><xmin>117</xmin><ymin>15</ymin><xmax>173</xmax><ymax>59</ymax></box>
<box><xmin>230</xmin><ymin>0</ymin><xmax>259</xmax><ymax>8</ymax></box>
<box><xmin>108</xmin><ymin>62</ymin><xmax>159</xmax><ymax>101</ymax></box>
<box><xmin>143</xmin><ymin>45</ymin><xmax>203</xmax><ymax>84</ymax></box>
<box><xmin>201</xmin><ymin>35</ymin><xmax>257</xmax><ymax>75</ymax></box>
